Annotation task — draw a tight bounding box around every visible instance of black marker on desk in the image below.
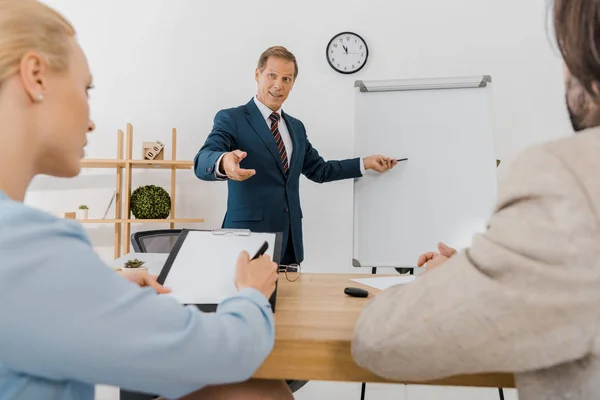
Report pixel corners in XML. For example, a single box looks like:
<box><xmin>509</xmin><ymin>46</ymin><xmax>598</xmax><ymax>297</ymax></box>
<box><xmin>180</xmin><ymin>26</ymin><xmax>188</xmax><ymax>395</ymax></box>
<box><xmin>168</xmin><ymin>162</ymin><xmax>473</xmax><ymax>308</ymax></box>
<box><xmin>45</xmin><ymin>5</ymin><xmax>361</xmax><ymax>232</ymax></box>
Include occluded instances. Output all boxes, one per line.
<box><xmin>251</xmin><ymin>241</ymin><xmax>269</xmax><ymax>260</ymax></box>
<box><xmin>344</xmin><ymin>287</ymin><xmax>370</xmax><ymax>298</ymax></box>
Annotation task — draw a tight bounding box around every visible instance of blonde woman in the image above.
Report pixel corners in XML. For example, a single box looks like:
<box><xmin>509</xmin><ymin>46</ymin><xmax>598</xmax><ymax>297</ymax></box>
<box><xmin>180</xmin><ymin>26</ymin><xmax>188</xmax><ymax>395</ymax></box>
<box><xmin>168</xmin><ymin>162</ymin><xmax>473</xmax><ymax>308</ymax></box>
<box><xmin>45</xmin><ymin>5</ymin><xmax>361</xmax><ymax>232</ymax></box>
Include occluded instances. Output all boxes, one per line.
<box><xmin>0</xmin><ymin>1</ymin><xmax>293</xmax><ymax>399</ymax></box>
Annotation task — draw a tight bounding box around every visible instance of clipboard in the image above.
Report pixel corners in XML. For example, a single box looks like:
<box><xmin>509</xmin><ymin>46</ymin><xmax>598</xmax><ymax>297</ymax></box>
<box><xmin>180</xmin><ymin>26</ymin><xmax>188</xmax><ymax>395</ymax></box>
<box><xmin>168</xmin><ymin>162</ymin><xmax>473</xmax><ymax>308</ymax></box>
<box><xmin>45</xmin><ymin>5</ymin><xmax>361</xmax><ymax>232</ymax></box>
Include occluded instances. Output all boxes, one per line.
<box><xmin>157</xmin><ymin>228</ymin><xmax>282</xmax><ymax>312</ymax></box>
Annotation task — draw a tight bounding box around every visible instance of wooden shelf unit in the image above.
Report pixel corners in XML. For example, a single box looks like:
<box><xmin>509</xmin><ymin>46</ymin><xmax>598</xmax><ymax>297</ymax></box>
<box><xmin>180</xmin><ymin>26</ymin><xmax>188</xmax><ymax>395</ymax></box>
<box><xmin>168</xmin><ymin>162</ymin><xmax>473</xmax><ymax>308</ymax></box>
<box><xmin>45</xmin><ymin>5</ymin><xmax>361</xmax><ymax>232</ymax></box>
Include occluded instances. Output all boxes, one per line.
<box><xmin>79</xmin><ymin>123</ymin><xmax>204</xmax><ymax>259</ymax></box>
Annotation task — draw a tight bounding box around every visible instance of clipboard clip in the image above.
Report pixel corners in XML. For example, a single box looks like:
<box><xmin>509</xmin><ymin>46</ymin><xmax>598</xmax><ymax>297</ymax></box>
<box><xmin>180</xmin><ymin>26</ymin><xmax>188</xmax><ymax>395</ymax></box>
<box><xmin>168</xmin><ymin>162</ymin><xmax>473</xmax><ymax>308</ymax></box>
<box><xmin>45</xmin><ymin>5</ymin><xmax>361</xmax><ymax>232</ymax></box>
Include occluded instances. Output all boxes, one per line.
<box><xmin>211</xmin><ymin>228</ymin><xmax>251</xmax><ymax>236</ymax></box>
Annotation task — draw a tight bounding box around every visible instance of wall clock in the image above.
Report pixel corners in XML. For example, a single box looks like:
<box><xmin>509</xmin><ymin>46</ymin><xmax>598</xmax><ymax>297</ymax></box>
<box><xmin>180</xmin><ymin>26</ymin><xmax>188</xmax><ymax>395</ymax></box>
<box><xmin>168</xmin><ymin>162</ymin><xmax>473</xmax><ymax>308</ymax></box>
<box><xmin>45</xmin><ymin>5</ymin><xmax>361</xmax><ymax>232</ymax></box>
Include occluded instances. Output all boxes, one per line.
<box><xmin>326</xmin><ymin>31</ymin><xmax>369</xmax><ymax>74</ymax></box>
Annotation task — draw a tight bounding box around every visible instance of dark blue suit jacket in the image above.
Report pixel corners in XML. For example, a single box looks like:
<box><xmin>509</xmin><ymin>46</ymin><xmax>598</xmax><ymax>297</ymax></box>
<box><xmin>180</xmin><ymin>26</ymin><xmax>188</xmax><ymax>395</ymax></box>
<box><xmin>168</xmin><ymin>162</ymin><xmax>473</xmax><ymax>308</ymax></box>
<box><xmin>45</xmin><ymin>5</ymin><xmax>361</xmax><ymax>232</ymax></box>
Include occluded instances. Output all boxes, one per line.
<box><xmin>194</xmin><ymin>99</ymin><xmax>362</xmax><ymax>263</ymax></box>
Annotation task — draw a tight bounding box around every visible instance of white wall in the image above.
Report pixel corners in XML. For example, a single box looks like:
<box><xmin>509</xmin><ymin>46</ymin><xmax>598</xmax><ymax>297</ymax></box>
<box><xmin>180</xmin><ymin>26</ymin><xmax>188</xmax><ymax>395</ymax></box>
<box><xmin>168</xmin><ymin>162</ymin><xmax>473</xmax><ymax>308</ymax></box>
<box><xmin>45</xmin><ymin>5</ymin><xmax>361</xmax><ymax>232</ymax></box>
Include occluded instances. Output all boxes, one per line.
<box><xmin>32</xmin><ymin>0</ymin><xmax>569</xmax><ymax>270</ymax></box>
<box><xmin>34</xmin><ymin>0</ymin><xmax>566</xmax><ymax>398</ymax></box>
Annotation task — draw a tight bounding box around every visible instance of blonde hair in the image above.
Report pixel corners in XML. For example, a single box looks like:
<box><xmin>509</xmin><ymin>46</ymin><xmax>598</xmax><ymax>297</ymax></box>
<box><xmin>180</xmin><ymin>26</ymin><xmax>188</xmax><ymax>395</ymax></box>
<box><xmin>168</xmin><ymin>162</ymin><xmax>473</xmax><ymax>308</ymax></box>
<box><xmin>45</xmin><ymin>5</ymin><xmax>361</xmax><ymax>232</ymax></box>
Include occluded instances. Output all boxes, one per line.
<box><xmin>0</xmin><ymin>0</ymin><xmax>75</xmax><ymax>87</ymax></box>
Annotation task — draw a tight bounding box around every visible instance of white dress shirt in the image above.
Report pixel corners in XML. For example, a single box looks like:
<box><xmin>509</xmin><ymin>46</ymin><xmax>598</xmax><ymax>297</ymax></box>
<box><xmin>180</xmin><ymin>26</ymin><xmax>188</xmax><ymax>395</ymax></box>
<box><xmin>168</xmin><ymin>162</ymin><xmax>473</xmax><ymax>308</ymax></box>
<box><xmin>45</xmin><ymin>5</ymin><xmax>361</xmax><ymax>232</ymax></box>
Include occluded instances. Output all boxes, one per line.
<box><xmin>215</xmin><ymin>96</ymin><xmax>364</xmax><ymax>178</ymax></box>
<box><xmin>253</xmin><ymin>96</ymin><xmax>294</xmax><ymax>161</ymax></box>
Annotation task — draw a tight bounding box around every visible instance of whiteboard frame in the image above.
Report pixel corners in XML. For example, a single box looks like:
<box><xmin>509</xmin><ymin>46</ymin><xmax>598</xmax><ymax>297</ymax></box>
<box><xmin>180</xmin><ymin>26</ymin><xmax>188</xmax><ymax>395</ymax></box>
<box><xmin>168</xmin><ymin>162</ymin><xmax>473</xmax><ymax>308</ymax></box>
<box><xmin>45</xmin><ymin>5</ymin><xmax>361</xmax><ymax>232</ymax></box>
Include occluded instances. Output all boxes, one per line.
<box><xmin>352</xmin><ymin>75</ymin><xmax>497</xmax><ymax>270</ymax></box>
<box><xmin>355</xmin><ymin>75</ymin><xmax>491</xmax><ymax>93</ymax></box>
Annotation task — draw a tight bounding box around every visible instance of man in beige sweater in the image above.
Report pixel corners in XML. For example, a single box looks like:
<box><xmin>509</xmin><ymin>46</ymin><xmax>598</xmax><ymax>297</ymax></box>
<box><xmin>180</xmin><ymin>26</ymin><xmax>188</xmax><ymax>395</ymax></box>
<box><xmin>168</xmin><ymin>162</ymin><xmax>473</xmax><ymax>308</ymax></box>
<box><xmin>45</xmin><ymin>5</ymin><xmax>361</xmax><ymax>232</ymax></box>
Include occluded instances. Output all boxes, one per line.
<box><xmin>351</xmin><ymin>1</ymin><xmax>600</xmax><ymax>399</ymax></box>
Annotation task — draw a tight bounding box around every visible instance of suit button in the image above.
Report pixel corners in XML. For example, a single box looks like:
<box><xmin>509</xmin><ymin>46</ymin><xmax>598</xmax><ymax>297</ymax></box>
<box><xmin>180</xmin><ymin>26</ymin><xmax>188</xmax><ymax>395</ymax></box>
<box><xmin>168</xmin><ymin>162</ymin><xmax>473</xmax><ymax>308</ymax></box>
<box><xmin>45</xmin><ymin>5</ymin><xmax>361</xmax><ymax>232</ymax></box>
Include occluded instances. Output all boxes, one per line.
<box><xmin>206</xmin><ymin>167</ymin><xmax>212</xmax><ymax>173</ymax></box>
<box><xmin>284</xmin><ymin>208</ymin><xmax>289</xmax><ymax>213</ymax></box>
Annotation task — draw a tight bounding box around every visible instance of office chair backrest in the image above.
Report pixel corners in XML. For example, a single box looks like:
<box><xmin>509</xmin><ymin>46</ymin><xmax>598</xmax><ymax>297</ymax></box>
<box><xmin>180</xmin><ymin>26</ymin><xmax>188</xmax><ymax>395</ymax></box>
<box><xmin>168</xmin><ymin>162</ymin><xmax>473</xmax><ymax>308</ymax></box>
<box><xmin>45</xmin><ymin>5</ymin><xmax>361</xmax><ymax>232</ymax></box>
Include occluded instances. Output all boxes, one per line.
<box><xmin>130</xmin><ymin>229</ymin><xmax>183</xmax><ymax>253</ymax></box>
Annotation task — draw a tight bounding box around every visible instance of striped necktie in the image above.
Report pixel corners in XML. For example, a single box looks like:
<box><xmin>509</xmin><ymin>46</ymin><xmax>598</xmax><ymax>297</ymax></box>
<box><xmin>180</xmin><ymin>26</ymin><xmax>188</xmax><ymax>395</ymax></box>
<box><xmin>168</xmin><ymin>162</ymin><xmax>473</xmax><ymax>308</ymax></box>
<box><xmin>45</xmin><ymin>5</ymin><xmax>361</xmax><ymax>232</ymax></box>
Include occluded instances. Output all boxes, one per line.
<box><xmin>269</xmin><ymin>112</ymin><xmax>289</xmax><ymax>174</ymax></box>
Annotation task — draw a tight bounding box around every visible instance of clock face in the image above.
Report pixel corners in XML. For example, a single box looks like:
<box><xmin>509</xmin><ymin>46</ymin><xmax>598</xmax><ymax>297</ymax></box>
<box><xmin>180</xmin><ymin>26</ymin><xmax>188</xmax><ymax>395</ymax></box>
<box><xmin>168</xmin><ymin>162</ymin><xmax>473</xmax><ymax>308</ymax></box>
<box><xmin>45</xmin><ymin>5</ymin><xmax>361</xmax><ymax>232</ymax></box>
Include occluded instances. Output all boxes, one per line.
<box><xmin>326</xmin><ymin>32</ymin><xmax>368</xmax><ymax>74</ymax></box>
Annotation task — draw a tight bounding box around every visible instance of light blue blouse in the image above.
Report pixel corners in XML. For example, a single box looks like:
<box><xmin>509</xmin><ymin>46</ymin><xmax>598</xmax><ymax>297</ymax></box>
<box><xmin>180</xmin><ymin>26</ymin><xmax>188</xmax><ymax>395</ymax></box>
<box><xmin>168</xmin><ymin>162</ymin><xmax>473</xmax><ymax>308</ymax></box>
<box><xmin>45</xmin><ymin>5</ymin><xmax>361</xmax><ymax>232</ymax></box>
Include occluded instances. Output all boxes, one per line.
<box><xmin>0</xmin><ymin>190</ymin><xmax>275</xmax><ymax>399</ymax></box>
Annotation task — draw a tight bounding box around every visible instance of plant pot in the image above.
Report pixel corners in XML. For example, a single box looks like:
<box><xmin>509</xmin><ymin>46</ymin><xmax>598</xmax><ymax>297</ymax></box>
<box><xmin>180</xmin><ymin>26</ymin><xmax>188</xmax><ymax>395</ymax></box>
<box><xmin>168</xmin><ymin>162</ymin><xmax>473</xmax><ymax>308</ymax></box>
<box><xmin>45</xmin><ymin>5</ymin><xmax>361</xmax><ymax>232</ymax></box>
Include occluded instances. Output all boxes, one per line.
<box><xmin>120</xmin><ymin>266</ymin><xmax>148</xmax><ymax>274</ymax></box>
<box><xmin>77</xmin><ymin>209</ymin><xmax>88</xmax><ymax>219</ymax></box>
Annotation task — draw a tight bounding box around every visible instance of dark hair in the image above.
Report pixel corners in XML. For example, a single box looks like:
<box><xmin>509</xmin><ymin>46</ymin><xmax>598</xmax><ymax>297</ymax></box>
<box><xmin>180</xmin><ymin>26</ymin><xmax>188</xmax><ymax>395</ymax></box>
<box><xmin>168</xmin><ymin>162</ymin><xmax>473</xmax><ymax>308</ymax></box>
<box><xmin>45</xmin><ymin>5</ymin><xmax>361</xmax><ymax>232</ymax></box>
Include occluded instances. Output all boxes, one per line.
<box><xmin>257</xmin><ymin>46</ymin><xmax>298</xmax><ymax>79</ymax></box>
<box><xmin>554</xmin><ymin>0</ymin><xmax>600</xmax><ymax>126</ymax></box>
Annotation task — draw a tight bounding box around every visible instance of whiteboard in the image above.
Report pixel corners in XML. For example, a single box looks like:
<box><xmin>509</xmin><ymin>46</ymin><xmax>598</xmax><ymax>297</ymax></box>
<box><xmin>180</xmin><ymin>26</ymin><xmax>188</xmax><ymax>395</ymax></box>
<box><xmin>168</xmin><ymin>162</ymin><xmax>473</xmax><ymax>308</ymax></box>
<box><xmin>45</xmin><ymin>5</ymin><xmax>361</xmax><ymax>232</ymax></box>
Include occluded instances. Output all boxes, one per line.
<box><xmin>353</xmin><ymin>76</ymin><xmax>498</xmax><ymax>271</ymax></box>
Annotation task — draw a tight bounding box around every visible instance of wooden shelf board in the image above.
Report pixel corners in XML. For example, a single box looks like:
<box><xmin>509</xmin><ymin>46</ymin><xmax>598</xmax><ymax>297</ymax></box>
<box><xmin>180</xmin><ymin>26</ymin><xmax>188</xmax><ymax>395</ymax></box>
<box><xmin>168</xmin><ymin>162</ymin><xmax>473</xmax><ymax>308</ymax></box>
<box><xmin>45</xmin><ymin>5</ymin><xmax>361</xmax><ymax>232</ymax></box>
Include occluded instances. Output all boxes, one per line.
<box><xmin>78</xmin><ymin>219</ymin><xmax>123</xmax><ymax>223</ymax></box>
<box><xmin>129</xmin><ymin>160</ymin><xmax>194</xmax><ymax>169</ymax></box>
<box><xmin>81</xmin><ymin>159</ymin><xmax>125</xmax><ymax>168</ymax></box>
<box><xmin>81</xmin><ymin>159</ymin><xmax>194</xmax><ymax>170</ymax></box>
<box><xmin>76</xmin><ymin>218</ymin><xmax>204</xmax><ymax>224</ymax></box>
<box><xmin>126</xmin><ymin>218</ymin><xmax>205</xmax><ymax>223</ymax></box>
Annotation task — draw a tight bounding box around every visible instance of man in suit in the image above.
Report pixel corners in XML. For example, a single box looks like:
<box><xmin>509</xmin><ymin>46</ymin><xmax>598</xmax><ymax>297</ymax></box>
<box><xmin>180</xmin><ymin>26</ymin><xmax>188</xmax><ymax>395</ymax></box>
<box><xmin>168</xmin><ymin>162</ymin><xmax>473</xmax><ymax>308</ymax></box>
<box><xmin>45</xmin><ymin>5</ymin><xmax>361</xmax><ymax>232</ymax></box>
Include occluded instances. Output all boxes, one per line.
<box><xmin>351</xmin><ymin>1</ymin><xmax>600</xmax><ymax>399</ymax></box>
<box><xmin>194</xmin><ymin>46</ymin><xmax>396</xmax><ymax>268</ymax></box>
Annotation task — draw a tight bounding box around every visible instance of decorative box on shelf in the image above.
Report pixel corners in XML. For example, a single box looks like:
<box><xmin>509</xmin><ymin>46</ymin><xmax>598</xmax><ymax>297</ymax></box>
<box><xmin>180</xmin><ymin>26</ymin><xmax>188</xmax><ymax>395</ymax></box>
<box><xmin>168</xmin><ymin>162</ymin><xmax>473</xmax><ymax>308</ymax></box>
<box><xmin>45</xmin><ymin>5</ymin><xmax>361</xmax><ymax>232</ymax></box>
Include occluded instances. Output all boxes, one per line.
<box><xmin>52</xmin><ymin>212</ymin><xmax>76</xmax><ymax>219</ymax></box>
<box><xmin>143</xmin><ymin>140</ymin><xmax>164</xmax><ymax>161</ymax></box>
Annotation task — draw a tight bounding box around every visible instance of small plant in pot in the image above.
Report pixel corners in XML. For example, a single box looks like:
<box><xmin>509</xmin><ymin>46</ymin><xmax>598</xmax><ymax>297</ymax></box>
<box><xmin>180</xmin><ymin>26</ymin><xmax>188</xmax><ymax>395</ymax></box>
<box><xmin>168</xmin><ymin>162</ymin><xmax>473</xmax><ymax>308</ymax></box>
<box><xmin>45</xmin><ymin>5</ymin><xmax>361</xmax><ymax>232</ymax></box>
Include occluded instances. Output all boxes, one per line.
<box><xmin>122</xmin><ymin>258</ymin><xmax>147</xmax><ymax>273</ymax></box>
<box><xmin>77</xmin><ymin>204</ymin><xmax>88</xmax><ymax>219</ymax></box>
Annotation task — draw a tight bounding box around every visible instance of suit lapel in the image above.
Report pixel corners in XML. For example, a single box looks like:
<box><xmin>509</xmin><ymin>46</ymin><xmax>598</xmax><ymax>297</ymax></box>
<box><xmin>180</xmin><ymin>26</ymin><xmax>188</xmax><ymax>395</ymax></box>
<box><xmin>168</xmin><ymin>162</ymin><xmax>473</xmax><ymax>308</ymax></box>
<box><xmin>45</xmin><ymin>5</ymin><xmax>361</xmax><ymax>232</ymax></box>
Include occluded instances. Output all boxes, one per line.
<box><xmin>282</xmin><ymin>112</ymin><xmax>301</xmax><ymax>177</ymax></box>
<box><xmin>245</xmin><ymin>99</ymin><xmax>285</xmax><ymax>176</ymax></box>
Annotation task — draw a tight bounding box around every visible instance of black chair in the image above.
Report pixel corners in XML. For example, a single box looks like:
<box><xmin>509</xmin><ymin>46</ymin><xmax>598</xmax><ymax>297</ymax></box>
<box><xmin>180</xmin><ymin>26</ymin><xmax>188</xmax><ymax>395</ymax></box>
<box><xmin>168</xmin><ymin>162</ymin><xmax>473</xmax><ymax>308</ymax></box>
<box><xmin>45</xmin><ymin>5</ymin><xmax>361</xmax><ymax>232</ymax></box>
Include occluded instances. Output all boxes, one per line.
<box><xmin>130</xmin><ymin>229</ymin><xmax>183</xmax><ymax>253</ymax></box>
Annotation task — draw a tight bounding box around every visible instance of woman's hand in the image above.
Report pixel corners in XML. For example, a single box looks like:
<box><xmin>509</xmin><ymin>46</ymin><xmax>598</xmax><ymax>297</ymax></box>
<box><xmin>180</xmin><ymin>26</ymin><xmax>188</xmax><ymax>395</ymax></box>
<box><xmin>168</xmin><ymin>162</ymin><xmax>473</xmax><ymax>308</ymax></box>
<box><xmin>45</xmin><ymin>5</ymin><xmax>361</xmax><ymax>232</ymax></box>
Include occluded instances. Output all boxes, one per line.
<box><xmin>118</xmin><ymin>270</ymin><xmax>171</xmax><ymax>294</ymax></box>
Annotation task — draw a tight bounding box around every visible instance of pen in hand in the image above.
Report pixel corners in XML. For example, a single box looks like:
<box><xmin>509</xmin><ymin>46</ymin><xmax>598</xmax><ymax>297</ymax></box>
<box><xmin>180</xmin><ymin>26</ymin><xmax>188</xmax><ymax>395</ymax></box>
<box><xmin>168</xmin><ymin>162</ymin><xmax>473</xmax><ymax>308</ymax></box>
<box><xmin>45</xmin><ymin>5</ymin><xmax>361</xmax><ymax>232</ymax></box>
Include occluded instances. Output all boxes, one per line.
<box><xmin>251</xmin><ymin>241</ymin><xmax>269</xmax><ymax>260</ymax></box>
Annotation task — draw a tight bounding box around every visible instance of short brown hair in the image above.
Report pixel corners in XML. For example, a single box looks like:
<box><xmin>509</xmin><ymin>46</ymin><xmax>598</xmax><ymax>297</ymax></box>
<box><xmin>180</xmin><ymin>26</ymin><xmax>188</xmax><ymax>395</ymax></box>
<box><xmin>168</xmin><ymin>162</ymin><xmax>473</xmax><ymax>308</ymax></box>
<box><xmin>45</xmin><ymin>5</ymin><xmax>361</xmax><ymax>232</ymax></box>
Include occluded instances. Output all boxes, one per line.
<box><xmin>554</xmin><ymin>0</ymin><xmax>600</xmax><ymax>126</ymax></box>
<box><xmin>257</xmin><ymin>46</ymin><xmax>298</xmax><ymax>79</ymax></box>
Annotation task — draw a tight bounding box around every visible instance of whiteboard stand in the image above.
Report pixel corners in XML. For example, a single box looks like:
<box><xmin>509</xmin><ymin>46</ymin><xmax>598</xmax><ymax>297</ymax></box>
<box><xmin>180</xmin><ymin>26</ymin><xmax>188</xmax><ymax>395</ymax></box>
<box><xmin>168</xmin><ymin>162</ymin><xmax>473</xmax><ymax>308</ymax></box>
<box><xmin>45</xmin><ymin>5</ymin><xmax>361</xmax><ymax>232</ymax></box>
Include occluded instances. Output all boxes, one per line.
<box><xmin>352</xmin><ymin>75</ymin><xmax>498</xmax><ymax>278</ymax></box>
<box><xmin>352</xmin><ymin>258</ymin><xmax>413</xmax><ymax>275</ymax></box>
<box><xmin>352</xmin><ymin>75</ymin><xmax>504</xmax><ymax>400</ymax></box>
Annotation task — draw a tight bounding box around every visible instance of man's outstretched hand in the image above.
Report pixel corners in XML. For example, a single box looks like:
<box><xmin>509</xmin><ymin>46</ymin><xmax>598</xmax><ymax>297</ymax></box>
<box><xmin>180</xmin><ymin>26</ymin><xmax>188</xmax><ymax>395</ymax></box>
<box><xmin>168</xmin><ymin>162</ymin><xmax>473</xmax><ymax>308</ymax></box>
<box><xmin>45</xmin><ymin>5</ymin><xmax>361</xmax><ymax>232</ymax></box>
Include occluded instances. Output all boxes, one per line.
<box><xmin>220</xmin><ymin>150</ymin><xmax>256</xmax><ymax>181</ymax></box>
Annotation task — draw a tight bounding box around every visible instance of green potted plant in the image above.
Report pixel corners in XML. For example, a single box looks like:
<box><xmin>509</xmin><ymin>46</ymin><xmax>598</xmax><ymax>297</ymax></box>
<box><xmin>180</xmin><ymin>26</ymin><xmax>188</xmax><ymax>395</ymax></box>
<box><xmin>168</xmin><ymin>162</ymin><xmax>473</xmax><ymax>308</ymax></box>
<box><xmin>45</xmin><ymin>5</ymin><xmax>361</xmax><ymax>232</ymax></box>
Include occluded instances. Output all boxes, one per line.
<box><xmin>130</xmin><ymin>185</ymin><xmax>171</xmax><ymax>219</ymax></box>
<box><xmin>121</xmin><ymin>258</ymin><xmax>147</xmax><ymax>273</ymax></box>
<box><xmin>77</xmin><ymin>204</ymin><xmax>88</xmax><ymax>219</ymax></box>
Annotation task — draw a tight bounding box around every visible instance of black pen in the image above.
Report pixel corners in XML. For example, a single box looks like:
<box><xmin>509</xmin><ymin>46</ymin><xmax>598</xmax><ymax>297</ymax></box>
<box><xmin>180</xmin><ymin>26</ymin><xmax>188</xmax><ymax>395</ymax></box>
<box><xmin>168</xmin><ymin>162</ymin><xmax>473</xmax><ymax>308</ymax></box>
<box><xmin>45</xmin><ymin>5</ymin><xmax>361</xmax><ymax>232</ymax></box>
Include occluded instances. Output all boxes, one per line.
<box><xmin>251</xmin><ymin>241</ymin><xmax>269</xmax><ymax>260</ymax></box>
<box><xmin>396</xmin><ymin>158</ymin><xmax>408</xmax><ymax>162</ymax></box>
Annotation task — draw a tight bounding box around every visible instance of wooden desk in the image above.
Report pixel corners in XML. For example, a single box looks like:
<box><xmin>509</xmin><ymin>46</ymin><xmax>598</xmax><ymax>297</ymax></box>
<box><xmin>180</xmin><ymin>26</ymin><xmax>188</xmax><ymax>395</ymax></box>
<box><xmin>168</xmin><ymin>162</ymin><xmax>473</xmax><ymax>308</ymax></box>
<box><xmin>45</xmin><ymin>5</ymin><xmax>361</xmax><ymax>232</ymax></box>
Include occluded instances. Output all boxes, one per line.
<box><xmin>254</xmin><ymin>273</ymin><xmax>515</xmax><ymax>388</ymax></box>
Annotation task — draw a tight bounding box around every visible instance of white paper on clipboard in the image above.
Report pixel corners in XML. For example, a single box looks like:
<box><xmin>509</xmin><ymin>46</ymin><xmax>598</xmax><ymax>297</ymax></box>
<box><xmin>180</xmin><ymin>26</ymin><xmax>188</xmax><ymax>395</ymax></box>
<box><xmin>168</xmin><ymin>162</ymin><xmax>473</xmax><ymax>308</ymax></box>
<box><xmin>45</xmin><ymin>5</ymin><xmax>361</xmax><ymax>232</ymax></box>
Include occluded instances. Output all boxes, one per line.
<box><xmin>162</xmin><ymin>230</ymin><xmax>277</xmax><ymax>305</ymax></box>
